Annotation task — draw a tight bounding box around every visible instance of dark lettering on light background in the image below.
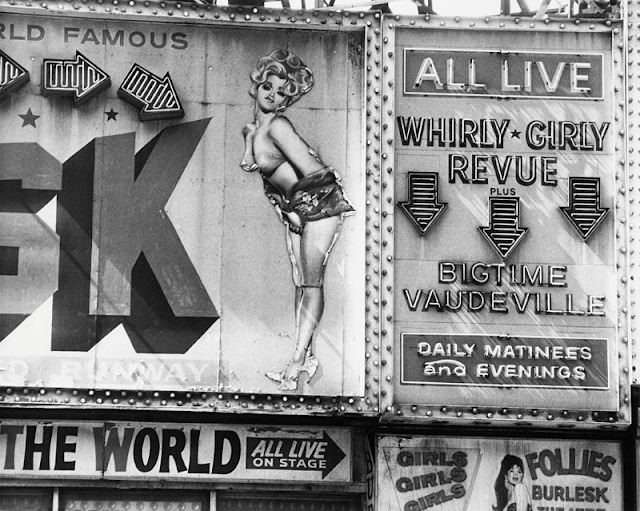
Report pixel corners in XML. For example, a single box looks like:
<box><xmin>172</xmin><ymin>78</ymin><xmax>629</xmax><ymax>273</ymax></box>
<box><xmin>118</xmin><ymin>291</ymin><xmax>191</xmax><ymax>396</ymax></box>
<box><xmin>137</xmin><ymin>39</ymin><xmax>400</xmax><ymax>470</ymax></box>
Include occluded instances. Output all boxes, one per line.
<box><xmin>63</xmin><ymin>27</ymin><xmax>188</xmax><ymax>49</ymax></box>
<box><xmin>0</xmin><ymin>121</ymin><xmax>218</xmax><ymax>354</ymax></box>
<box><xmin>0</xmin><ymin>424</ymin><xmax>239</xmax><ymax>474</ymax></box>
<box><xmin>402</xmin><ymin>262</ymin><xmax>605</xmax><ymax>317</ymax></box>
<box><xmin>395</xmin><ymin>450</ymin><xmax>468</xmax><ymax>511</ymax></box>
<box><xmin>0</xmin><ymin>23</ymin><xmax>188</xmax><ymax>49</ymax></box>
<box><xmin>380</xmin><ymin>439</ymin><xmax>622</xmax><ymax>511</ymax></box>
<box><xmin>0</xmin><ymin>422</ymin><xmax>350</xmax><ymax>482</ymax></box>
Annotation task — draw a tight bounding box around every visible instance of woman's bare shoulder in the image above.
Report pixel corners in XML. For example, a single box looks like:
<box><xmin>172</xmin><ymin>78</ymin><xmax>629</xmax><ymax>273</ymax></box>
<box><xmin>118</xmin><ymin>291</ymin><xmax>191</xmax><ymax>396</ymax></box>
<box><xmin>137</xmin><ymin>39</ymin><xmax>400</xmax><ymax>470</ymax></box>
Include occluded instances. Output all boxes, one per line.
<box><xmin>268</xmin><ymin>115</ymin><xmax>297</xmax><ymax>138</ymax></box>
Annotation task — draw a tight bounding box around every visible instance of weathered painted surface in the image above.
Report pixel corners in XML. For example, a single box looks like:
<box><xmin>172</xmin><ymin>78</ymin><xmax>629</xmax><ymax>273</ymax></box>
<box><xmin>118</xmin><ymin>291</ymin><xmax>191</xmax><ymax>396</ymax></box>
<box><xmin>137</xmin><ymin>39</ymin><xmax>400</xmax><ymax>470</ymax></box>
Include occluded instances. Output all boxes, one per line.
<box><xmin>378</xmin><ymin>435</ymin><xmax>624</xmax><ymax>511</ymax></box>
<box><xmin>0</xmin><ymin>12</ymin><xmax>368</xmax><ymax>398</ymax></box>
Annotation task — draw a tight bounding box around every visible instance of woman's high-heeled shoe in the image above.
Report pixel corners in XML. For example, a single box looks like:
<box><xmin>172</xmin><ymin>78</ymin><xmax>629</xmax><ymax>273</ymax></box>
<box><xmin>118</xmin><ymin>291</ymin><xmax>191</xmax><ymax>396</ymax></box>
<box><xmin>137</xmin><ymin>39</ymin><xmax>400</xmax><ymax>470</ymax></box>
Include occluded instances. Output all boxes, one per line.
<box><xmin>300</xmin><ymin>355</ymin><xmax>319</xmax><ymax>382</ymax></box>
<box><xmin>265</xmin><ymin>370</ymin><xmax>285</xmax><ymax>384</ymax></box>
<box><xmin>265</xmin><ymin>351</ymin><xmax>320</xmax><ymax>390</ymax></box>
<box><xmin>264</xmin><ymin>368</ymin><xmax>300</xmax><ymax>391</ymax></box>
<box><xmin>278</xmin><ymin>374</ymin><xmax>299</xmax><ymax>391</ymax></box>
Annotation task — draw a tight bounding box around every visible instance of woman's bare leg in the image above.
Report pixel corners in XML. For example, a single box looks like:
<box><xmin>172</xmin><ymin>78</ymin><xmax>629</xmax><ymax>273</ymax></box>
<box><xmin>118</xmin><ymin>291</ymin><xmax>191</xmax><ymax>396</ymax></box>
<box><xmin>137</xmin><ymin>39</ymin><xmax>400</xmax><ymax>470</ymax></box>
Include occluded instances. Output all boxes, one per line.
<box><xmin>282</xmin><ymin>215</ymin><xmax>343</xmax><ymax>381</ymax></box>
<box><xmin>284</xmin><ymin>228</ymin><xmax>311</xmax><ymax>358</ymax></box>
<box><xmin>294</xmin><ymin>287</ymin><xmax>313</xmax><ymax>358</ymax></box>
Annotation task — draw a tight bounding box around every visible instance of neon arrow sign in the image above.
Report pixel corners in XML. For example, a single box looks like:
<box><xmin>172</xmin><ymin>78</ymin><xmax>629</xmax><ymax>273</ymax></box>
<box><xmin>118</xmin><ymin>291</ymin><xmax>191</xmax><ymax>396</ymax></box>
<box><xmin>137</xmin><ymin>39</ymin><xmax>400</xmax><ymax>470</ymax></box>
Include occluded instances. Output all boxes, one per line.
<box><xmin>560</xmin><ymin>176</ymin><xmax>609</xmax><ymax>241</ymax></box>
<box><xmin>118</xmin><ymin>64</ymin><xmax>184</xmax><ymax>121</ymax></box>
<box><xmin>0</xmin><ymin>50</ymin><xmax>29</xmax><ymax>98</ymax></box>
<box><xmin>479</xmin><ymin>196</ymin><xmax>528</xmax><ymax>259</ymax></box>
<box><xmin>41</xmin><ymin>52</ymin><xmax>110</xmax><ymax>104</ymax></box>
<box><xmin>397</xmin><ymin>172</ymin><xmax>447</xmax><ymax>235</ymax></box>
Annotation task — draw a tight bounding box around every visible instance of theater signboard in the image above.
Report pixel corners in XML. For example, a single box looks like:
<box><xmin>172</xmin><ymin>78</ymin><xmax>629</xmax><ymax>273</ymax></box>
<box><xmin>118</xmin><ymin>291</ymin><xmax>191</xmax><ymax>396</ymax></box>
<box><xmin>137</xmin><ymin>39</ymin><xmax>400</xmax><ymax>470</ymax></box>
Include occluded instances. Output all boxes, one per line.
<box><xmin>0</xmin><ymin>2</ymin><xmax>382</xmax><ymax>412</ymax></box>
<box><xmin>378</xmin><ymin>436</ymin><xmax>623</xmax><ymax>511</ymax></box>
<box><xmin>0</xmin><ymin>421</ymin><xmax>351</xmax><ymax>482</ymax></box>
<box><xmin>381</xmin><ymin>18</ymin><xmax>630</xmax><ymax>424</ymax></box>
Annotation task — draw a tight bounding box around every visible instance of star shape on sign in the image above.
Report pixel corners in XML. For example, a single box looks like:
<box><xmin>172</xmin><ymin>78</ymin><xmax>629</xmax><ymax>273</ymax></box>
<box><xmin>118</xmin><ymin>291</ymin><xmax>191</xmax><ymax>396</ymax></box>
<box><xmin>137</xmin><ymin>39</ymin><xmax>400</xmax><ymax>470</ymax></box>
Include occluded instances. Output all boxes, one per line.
<box><xmin>19</xmin><ymin>108</ymin><xmax>40</xmax><ymax>128</ymax></box>
<box><xmin>105</xmin><ymin>108</ymin><xmax>119</xmax><ymax>121</ymax></box>
<box><xmin>510</xmin><ymin>129</ymin><xmax>521</xmax><ymax>139</ymax></box>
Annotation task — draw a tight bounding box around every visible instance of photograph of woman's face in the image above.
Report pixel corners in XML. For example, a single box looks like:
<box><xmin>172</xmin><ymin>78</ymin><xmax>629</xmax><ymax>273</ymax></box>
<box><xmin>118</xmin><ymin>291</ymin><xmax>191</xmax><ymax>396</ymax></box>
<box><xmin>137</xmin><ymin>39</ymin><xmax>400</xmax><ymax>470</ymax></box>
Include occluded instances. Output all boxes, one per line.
<box><xmin>506</xmin><ymin>464</ymin><xmax>524</xmax><ymax>485</ymax></box>
<box><xmin>256</xmin><ymin>75</ymin><xmax>288</xmax><ymax>113</ymax></box>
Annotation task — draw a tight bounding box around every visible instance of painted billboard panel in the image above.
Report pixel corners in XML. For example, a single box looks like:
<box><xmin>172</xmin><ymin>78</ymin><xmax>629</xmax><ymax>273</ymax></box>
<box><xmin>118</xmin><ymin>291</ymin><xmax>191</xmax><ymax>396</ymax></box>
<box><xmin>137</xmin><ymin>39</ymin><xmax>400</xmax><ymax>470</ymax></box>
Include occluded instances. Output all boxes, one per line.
<box><xmin>378</xmin><ymin>436</ymin><xmax>623</xmax><ymax>511</ymax></box>
<box><xmin>0</xmin><ymin>421</ymin><xmax>351</xmax><ymax>482</ymax></box>
<box><xmin>0</xmin><ymin>11</ymin><xmax>371</xmax><ymax>398</ymax></box>
<box><xmin>391</xmin><ymin>26</ymin><xmax>621</xmax><ymax>413</ymax></box>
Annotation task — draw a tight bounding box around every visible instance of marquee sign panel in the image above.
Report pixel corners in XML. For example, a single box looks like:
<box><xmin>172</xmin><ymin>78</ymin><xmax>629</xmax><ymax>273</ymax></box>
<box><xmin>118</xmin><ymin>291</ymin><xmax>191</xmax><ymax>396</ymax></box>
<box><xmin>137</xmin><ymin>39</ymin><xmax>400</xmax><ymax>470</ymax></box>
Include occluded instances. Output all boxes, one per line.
<box><xmin>0</xmin><ymin>5</ymin><xmax>381</xmax><ymax>412</ymax></box>
<box><xmin>381</xmin><ymin>19</ymin><xmax>629</xmax><ymax>424</ymax></box>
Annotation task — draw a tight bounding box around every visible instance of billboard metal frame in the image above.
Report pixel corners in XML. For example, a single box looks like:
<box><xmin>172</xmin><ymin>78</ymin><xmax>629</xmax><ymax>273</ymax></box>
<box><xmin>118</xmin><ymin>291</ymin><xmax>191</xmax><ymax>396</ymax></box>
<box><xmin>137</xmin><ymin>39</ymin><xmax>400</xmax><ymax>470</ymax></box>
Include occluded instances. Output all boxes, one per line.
<box><xmin>0</xmin><ymin>0</ymin><xmax>383</xmax><ymax>416</ymax></box>
<box><xmin>628</xmin><ymin>0</ymin><xmax>640</xmax><ymax>393</ymax></box>
<box><xmin>379</xmin><ymin>14</ymin><xmax>631</xmax><ymax>429</ymax></box>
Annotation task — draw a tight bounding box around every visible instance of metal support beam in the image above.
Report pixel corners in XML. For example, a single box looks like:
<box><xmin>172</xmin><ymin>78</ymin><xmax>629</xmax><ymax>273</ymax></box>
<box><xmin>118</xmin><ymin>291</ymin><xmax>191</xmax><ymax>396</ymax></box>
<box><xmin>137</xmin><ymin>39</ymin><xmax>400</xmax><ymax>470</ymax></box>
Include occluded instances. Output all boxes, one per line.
<box><xmin>534</xmin><ymin>0</ymin><xmax>552</xmax><ymax>17</ymax></box>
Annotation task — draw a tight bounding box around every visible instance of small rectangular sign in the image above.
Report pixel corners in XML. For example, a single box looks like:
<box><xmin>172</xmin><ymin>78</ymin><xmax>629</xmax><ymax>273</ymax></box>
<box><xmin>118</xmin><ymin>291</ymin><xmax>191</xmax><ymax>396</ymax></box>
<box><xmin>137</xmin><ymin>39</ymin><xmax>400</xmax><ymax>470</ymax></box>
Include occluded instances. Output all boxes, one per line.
<box><xmin>245</xmin><ymin>435</ymin><xmax>346</xmax><ymax>476</ymax></box>
<box><xmin>404</xmin><ymin>49</ymin><xmax>604</xmax><ymax>99</ymax></box>
<box><xmin>401</xmin><ymin>332</ymin><xmax>609</xmax><ymax>389</ymax></box>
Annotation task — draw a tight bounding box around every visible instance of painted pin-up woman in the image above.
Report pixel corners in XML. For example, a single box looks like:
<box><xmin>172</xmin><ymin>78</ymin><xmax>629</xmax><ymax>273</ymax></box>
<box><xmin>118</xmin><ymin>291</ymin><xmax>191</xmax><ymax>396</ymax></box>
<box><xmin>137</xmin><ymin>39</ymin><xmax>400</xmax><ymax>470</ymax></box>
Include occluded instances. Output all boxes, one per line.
<box><xmin>240</xmin><ymin>49</ymin><xmax>354</xmax><ymax>391</ymax></box>
<box><xmin>493</xmin><ymin>455</ymin><xmax>533</xmax><ymax>511</ymax></box>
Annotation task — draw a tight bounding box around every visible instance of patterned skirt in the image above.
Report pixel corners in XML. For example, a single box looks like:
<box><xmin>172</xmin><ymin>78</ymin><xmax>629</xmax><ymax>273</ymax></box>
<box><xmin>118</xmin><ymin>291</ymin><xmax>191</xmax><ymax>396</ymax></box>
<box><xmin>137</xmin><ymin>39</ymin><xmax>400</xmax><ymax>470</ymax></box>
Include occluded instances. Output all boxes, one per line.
<box><xmin>263</xmin><ymin>167</ymin><xmax>354</xmax><ymax>233</ymax></box>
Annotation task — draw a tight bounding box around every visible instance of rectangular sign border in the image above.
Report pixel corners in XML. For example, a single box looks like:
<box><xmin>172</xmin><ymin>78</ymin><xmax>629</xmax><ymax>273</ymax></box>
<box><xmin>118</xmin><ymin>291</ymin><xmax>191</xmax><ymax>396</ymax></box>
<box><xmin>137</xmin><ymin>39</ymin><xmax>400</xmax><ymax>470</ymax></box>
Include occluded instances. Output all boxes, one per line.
<box><xmin>399</xmin><ymin>332</ymin><xmax>610</xmax><ymax>390</ymax></box>
<box><xmin>0</xmin><ymin>1</ymin><xmax>384</xmax><ymax>418</ymax></box>
<box><xmin>378</xmin><ymin>17</ymin><xmax>631</xmax><ymax>428</ymax></box>
<box><xmin>377</xmin><ymin>434</ymin><xmax>625</xmax><ymax>511</ymax></box>
<box><xmin>402</xmin><ymin>47</ymin><xmax>605</xmax><ymax>100</ymax></box>
<box><xmin>0</xmin><ymin>420</ymin><xmax>353</xmax><ymax>484</ymax></box>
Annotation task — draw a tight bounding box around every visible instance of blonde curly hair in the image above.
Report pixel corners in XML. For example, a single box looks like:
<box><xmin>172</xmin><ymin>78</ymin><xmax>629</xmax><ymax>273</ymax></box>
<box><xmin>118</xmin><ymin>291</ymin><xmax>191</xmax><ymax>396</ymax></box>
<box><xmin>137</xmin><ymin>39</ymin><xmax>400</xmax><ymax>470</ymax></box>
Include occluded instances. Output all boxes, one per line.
<box><xmin>249</xmin><ymin>49</ymin><xmax>314</xmax><ymax>108</ymax></box>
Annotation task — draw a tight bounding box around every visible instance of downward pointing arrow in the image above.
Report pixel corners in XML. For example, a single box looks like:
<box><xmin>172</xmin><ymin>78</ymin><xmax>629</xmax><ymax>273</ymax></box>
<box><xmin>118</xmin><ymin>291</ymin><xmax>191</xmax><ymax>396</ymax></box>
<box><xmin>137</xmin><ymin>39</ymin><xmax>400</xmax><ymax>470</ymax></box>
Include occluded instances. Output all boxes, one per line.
<box><xmin>560</xmin><ymin>177</ymin><xmax>609</xmax><ymax>241</ymax></box>
<box><xmin>397</xmin><ymin>172</ymin><xmax>447</xmax><ymax>235</ymax></box>
<box><xmin>479</xmin><ymin>197</ymin><xmax>528</xmax><ymax>259</ymax></box>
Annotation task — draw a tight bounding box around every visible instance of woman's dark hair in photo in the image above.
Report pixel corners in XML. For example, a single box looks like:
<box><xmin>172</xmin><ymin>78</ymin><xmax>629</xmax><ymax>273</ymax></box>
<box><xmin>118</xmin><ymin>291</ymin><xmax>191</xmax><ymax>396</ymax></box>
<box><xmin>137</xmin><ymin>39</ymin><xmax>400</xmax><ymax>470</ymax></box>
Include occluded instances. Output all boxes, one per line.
<box><xmin>493</xmin><ymin>454</ymin><xmax>525</xmax><ymax>511</ymax></box>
